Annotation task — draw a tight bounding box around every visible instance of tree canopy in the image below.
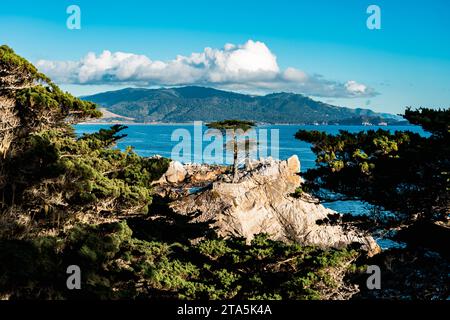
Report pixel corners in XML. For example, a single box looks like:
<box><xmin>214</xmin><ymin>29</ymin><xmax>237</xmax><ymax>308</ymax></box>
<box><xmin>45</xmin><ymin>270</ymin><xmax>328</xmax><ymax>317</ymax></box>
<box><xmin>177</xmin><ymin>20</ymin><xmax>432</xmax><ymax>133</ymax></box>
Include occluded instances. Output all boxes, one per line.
<box><xmin>206</xmin><ymin>119</ymin><xmax>256</xmax><ymax>132</ymax></box>
<box><xmin>295</xmin><ymin>107</ymin><xmax>450</xmax><ymax>223</ymax></box>
<box><xmin>207</xmin><ymin>120</ymin><xmax>256</xmax><ymax>182</ymax></box>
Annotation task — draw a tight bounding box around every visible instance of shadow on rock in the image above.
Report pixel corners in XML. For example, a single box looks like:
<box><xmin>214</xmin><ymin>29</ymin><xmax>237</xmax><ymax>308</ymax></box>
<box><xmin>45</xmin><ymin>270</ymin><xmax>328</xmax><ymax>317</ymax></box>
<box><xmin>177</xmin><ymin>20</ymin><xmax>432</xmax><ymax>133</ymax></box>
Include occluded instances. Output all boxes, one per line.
<box><xmin>126</xmin><ymin>195</ymin><xmax>217</xmax><ymax>245</ymax></box>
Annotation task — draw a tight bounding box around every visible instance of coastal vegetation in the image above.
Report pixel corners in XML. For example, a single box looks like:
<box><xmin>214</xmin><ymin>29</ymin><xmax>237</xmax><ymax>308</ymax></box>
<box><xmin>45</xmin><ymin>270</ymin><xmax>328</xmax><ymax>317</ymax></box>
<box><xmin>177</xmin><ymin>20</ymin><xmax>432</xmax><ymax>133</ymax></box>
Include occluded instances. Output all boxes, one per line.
<box><xmin>0</xmin><ymin>45</ymin><xmax>368</xmax><ymax>300</ymax></box>
<box><xmin>0</xmin><ymin>45</ymin><xmax>448</xmax><ymax>300</ymax></box>
<box><xmin>295</xmin><ymin>108</ymin><xmax>450</xmax><ymax>297</ymax></box>
<box><xmin>295</xmin><ymin>107</ymin><xmax>449</xmax><ymax>224</ymax></box>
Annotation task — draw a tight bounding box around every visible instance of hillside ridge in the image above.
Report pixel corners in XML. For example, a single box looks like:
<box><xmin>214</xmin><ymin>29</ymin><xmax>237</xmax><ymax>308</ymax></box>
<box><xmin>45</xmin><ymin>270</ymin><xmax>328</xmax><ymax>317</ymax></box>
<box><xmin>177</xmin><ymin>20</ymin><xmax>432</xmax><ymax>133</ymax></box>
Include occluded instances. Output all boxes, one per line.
<box><xmin>83</xmin><ymin>86</ymin><xmax>403</xmax><ymax>124</ymax></box>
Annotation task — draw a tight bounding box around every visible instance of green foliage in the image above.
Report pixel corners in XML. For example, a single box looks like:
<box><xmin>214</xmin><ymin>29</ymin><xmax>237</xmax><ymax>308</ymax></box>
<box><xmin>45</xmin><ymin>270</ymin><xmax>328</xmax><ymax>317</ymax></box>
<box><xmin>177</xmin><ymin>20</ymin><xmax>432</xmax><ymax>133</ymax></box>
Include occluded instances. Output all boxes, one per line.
<box><xmin>16</xmin><ymin>84</ymin><xmax>101</xmax><ymax>126</ymax></box>
<box><xmin>0</xmin><ymin>45</ymin><xmax>167</xmax><ymax>253</ymax></box>
<box><xmin>11</xmin><ymin>125</ymin><xmax>170</xmax><ymax>219</ymax></box>
<box><xmin>295</xmin><ymin>108</ymin><xmax>450</xmax><ymax>222</ymax></box>
<box><xmin>405</xmin><ymin>107</ymin><xmax>450</xmax><ymax>138</ymax></box>
<box><xmin>0</xmin><ymin>45</ymin><xmax>101</xmax><ymax>169</ymax></box>
<box><xmin>79</xmin><ymin>124</ymin><xmax>128</xmax><ymax>148</ymax></box>
<box><xmin>291</xmin><ymin>187</ymin><xmax>304</xmax><ymax>198</ymax></box>
<box><xmin>0</xmin><ymin>45</ymin><xmax>49</xmax><ymax>84</ymax></box>
<box><xmin>206</xmin><ymin>120</ymin><xmax>256</xmax><ymax>133</ymax></box>
<box><xmin>0</xmin><ymin>222</ymin><xmax>361</xmax><ymax>300</ymax></box>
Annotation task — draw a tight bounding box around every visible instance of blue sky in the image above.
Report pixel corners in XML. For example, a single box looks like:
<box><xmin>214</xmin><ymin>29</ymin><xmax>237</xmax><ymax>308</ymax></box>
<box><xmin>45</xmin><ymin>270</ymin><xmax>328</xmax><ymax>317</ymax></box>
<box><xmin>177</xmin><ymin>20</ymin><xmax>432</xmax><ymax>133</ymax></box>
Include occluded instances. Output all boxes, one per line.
<box><xmin>1</xmin><ymin>0</ymin><xmax>450</xmax><ymax>114</ymax></box>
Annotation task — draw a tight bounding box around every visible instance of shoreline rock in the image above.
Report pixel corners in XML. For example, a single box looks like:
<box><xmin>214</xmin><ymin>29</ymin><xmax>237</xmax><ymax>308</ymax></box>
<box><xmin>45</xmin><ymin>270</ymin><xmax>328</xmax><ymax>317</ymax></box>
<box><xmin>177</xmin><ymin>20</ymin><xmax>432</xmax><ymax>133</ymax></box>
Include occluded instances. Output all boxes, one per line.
<box><xmin>159</xmin><ymin>156</ymin><xmax>380</xmax><ymax>256</ymax></box>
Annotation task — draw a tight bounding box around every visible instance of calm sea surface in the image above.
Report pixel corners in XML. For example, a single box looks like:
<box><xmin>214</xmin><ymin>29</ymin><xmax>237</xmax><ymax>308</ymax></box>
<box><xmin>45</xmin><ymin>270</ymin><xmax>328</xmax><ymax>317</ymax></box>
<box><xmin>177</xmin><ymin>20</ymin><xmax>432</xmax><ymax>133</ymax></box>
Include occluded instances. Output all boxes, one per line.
<box><xmin>74</xmin><ymin>123</ymin><xmax>426</xmax><ymax>249</ymax></box>
<box><xmin>74</xmin><ymin>124</ymin><xmax>427</xmax><ymax>172</ymax></box>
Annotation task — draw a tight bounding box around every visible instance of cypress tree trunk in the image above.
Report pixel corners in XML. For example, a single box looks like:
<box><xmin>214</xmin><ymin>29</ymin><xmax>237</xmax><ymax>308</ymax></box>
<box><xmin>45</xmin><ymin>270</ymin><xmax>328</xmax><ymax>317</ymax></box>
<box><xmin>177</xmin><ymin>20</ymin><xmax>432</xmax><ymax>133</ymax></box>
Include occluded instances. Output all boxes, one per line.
<box><xmin>232</xmin><ymin>133</ymin><xmax>239</xmax><ymax>183</ymax></box>
<box><xmin>245</xmin><ymin>138</ymin><xmax>252</xmax><ymax>170</ymax></box>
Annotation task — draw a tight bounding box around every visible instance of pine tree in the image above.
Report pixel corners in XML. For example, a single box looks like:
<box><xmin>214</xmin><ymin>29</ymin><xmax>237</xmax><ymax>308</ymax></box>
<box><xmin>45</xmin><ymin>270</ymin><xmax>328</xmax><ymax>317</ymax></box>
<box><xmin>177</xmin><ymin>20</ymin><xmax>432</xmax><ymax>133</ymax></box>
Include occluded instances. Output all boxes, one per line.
<box><xmin>206</xmin><ymin>120</ymin><xmax>256</xmax><ymax>182</ymax></box>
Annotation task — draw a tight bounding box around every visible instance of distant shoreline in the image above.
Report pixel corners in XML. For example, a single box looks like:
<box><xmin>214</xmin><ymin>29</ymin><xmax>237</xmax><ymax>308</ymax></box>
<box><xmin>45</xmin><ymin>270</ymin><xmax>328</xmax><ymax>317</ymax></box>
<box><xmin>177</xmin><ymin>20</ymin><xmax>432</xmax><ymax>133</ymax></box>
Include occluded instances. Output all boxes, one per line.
<box><xmin>77</xmin><ymin>122</ymin><xmax>411</xmax><ymax>127</ymax></box>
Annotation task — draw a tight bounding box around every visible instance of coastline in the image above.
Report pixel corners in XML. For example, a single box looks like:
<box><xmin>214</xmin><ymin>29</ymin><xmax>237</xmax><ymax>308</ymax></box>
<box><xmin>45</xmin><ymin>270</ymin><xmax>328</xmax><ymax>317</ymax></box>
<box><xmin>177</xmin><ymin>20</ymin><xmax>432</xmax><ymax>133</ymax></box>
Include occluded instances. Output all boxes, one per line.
<box><xmin>77</xmin><ymin>121</ymin><xmax>411</xmax><ymax>127</ymax></box>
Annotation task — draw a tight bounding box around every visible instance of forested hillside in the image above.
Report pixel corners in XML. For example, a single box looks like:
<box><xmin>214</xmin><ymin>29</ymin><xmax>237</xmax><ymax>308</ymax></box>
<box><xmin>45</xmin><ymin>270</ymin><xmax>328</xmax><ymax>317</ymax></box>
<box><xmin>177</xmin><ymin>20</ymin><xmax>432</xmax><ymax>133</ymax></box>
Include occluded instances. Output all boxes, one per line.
<box><xmin>83</xmin><ymin>86</ymin><xmax>402</xmax><ymax>124</ymax></box>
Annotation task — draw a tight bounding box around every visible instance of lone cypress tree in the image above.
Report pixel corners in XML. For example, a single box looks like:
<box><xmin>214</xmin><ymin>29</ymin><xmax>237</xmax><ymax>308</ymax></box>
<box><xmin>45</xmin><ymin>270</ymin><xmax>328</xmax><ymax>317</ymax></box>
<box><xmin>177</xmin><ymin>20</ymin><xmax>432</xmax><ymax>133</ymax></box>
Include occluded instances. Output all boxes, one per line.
<box><xmin>206</xmin><ymin>120</ymin><xmax>256</xmax><ymax>183</ymax></box>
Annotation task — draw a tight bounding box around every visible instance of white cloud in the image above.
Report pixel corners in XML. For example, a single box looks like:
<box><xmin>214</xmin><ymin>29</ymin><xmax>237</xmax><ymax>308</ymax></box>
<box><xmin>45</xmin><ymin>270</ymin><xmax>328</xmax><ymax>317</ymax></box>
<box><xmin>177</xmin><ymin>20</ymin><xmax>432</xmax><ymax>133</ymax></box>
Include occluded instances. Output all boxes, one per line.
<box><xmin>36</xmin><ymin>40</ymin><xmax>378</xmax><ymax>98</ymax></box>
<box><xmin>345</xmin><ymin>80</ymin><xmax>368</xmax><ymax>95</ymax></box>
<box><xmin>282</xmin><ymin>67</ymin><xmax>307</xmax><ymax>82</ymax></box>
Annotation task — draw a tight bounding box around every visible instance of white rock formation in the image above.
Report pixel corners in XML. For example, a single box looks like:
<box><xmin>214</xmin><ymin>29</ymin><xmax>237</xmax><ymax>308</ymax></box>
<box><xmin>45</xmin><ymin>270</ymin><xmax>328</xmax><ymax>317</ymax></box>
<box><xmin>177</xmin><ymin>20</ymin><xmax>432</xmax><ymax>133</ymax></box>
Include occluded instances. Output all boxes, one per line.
<box><xmin>170</xmin><ymin>156</ymin><xmax>380</xmax><ymax>255</ymax></box>
<box><xmin>163</xmin><ymin>161</ymin><xmax>187</xmax><ymax>184</ymax></box>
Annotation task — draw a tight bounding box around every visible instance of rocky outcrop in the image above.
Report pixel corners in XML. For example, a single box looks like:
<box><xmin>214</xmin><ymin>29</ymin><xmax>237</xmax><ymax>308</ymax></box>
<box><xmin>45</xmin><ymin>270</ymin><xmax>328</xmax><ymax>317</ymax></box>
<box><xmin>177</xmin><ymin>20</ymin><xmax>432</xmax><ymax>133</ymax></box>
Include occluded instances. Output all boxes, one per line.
<box><xmin>154</xmin><ymin>160</ymin><xmax>227</xmax><ymax>187</ymax></box>
<box><xmin>167</xmin><ymin>156</ymin><xmax>380</xmax><ymax>255</ymax></box>
<box><xmin>185</xmin><ymin>164</ymin><xmax>228</xmax><ymax>184</ymax></box>
<box><xmin>164</xmin><ymin>161</ymin><xmax>187</xmax><ymax>184</ymax></box>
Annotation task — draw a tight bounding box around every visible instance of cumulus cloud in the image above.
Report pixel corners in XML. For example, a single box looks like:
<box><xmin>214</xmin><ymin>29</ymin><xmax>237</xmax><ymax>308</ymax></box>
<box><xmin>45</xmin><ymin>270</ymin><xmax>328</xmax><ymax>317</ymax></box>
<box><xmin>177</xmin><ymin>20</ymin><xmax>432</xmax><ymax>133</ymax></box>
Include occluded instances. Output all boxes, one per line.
<box><xmin>345</xmin><ymin>80</ymin><xmax>369</xmax><ymax>95</ymax></box>
<box><xmin>36</xmin><ymin>40</ymin><xmax>377</xmax><ymax>98</ymax></box>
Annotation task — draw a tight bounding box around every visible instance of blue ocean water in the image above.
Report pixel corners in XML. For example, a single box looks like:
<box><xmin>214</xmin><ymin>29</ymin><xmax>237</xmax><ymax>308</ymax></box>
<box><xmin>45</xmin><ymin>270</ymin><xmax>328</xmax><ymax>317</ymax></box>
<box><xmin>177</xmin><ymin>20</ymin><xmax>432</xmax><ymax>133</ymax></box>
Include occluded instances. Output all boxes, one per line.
<box><xmin>74</xmin><ymin>124</ymin><xmax>427</xmax><ymax>172</ymax></box>
<box><xmin>74</xmin><ymin>123</ymin><xmax>425</xmax><ymax>249</ymax></box>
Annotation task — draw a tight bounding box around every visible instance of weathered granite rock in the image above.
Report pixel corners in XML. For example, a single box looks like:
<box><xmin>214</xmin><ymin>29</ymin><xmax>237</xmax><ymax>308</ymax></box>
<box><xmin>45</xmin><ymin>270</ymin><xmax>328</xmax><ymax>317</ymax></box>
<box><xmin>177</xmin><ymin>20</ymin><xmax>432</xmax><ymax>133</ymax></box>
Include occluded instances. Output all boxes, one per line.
<box><xmin>286</xmin><ymin>154</ymin><xmax>302</xmax><ymax>185</ymax></box>
<box><xmin>184</xmin><ymin>164</ymin><xmax>228</xmax><ymax>183</ymax></box>
<box><xmin>170</xmin><ymin>156</ymin><xmax>380</xmax><ymax>255</ymax></box>
<box><xmin>164</xmin><ymin>161</ymin><xmax>187</xmax><ymax>184</ymax></box>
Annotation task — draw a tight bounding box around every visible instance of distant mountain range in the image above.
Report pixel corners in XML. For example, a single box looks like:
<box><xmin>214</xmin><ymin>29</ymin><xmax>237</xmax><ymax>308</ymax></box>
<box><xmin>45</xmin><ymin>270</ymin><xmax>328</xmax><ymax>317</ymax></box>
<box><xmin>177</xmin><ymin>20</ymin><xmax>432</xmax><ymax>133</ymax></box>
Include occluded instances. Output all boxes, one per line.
<box><xmin>82</xmin><ymin>86</ymin><xmax>407</xmax><ymax>125</ymax></box>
